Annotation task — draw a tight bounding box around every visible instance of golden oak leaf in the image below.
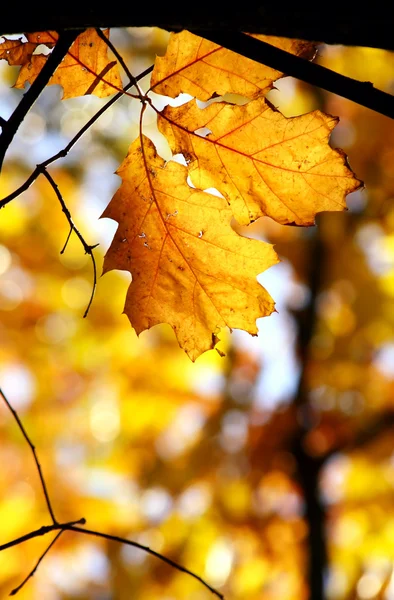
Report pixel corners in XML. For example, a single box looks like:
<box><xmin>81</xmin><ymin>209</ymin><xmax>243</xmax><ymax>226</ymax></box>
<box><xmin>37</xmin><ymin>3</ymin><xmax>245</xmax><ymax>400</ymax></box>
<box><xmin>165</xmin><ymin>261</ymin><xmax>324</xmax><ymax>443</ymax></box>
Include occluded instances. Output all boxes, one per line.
<box><xmin>0</xmin><ymin>38</ymin><xmax>39</xmax><ymax>66</ymax></box>
<box><xmin>0</xmin><ymin>32</ymin><xmax>60</xmax><ymax>67</ymax></box>
<box><xmin>102</xmin><ymin>135</ymin><xmax>278</xmax><ymax>361</ymax></box>
<box><xmin>158</xmin><ymin>97</ymin><xmax>362</xmax><ymax>226</ymax></box>
<box><xmin>25</xmin><ymin>32</ymin><xmax>59</xmax><ymax>45</ymax></box>
<box><xmin>14</xmin><ymin>29</ymin><xmax>122</xmax><ymax>99</ymax></box>
<box><xmin>150</xmin><ymin>30</ymin><xmax>315</xmax><ymax>101</ymax></box>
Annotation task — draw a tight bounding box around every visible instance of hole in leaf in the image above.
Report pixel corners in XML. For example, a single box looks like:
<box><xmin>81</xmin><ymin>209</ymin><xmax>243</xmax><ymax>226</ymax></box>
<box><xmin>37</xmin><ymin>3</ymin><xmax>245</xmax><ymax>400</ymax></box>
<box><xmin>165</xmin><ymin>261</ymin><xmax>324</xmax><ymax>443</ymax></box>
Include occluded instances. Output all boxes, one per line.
<box><xmin>194</xmin><ymin>127</ymin><xmax>212</xmax><ymax>138</ymax></box>
<box><xmin>33</xmin><ymin>44</ymin><xmax>52</xmax><ymax>56</ymax></box>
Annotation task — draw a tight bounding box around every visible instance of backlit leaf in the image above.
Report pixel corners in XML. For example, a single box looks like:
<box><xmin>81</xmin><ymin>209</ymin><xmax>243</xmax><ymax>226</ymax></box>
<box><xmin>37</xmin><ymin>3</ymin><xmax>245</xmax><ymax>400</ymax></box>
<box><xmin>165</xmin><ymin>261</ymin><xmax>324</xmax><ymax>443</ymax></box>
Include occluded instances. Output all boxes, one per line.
<box><xmin>14</xmin><ymin>29</ymin><xmax>122</xmax><ymax>99</ymax></box>
<box><xmin>150</xmin><ymin>30</ymin><xmax>315</xmax><ymax>101</ymax></box>
<box><xmin>0</xmin><ymin>38</ymin><xmax>40</xmax><ymax>67</ymax></box>
<box><xmin>0</xmin><ymin>32</ymin><xmax>61</xmax><ymax>68</ymax></box>
<box><xmin>102</xmin><ymin>135</ymin><xmax>278</xmax><ymax>361</ymax></box>
<box><xmin>158</xmin><ymin>97</ymin><xmax>362</xmax><ymax>226</ymax></box>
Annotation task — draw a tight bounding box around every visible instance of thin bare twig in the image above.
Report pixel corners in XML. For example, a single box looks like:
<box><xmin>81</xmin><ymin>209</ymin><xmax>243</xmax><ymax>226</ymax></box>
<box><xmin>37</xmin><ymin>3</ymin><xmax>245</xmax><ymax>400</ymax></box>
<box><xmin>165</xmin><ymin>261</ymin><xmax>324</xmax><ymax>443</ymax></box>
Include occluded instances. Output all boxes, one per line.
<box><xmin>68</xmin><ymin>525</ymin><xmax>225</xmax><ymax>599</ymax></box>
<box><xmin>95</xmin><ymin>28</ymin><xmax>142</xmax><ymax>95</ymax></box>
<box><xmin>0</xmin><ymin>382</ymin><xmax>223</xmax><ymax>597</ymax></box>
<box><xmin>0</xmin><ymin>387</ymin><xmax>57</xmax><ymax>524</ymax></box>
<box><xmin>0</xmin><ymin>64</ymin><xmax>154</xmax><ymax>211</ymax></box>
<box><xmin>0</xmin><ymin>30</ymin><xmax>82</xmax><ymax>172</ymax></box>
<box><xmin>39</xmin><ymin>168</ymin><xmax>98</xmax><ymax>318</ymax></box>
<box><xmin>0</xmin><ymin>519</ymin><xmax>86</xmax><ymax>552</ymax></box>
<box><xmin>10</xmin><ymin>531</ymin><xmax>64</xmax><ymax>596</ymax></box>
<box><xmin>61</xmin><ymin>226</ymin><xmax>73</xmax><ymax>254</ymax></box>
<box><xmin>1</xmin><ymin>518</ymin><xmax>224</xmax><ymax>598</ymax></box>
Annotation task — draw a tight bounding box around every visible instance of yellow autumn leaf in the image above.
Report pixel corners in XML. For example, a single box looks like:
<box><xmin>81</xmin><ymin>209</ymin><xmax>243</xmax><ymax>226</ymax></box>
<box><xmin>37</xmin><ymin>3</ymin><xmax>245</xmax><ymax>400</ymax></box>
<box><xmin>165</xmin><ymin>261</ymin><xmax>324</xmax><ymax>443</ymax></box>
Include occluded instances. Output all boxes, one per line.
<box><xmin>102</xmin><ymin>135</ymin><xmax>278</xmax><ymax>361</ymax></box>
<box><xmin>158</xmin><ymin>97</ymin><xmax>362</xmax><ymax>226</ymax></box>
<box><xmin>0</xmin><ymin>37</ymin><xmax>38</xmax><ymax>66</ymax></box>
<box><xmin>150</xmin><ymin>30</ymin><xmax>315</xmax><ymax>101</ymax></box>
<box><xmin>0</xmin><ymin>32</ymin><xmax>62</xmax><ymax>68</ymax></box>
<box><xmin>14</xmin><ymin>29</ymin><xmax>122</xmax><ymax>99</ymax></box>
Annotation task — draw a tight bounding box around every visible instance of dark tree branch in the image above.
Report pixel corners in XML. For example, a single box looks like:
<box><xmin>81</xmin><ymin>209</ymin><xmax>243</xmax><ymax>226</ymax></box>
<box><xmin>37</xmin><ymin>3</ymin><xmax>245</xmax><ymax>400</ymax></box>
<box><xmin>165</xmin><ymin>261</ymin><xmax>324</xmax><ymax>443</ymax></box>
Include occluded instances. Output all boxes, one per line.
<box><xmin>0</xmin><ymin>29</ymin><xmax>81</xmax><ymax>172</ymax></box>
<box><xmin>201</xmin><ymin>32</ymin><xmax>394</xmax><ymax>120</ymax></box>
<box><xmin>0</xmin><ymin>6</ymin><xmax>393</xmax><ymax>50</ymax></box>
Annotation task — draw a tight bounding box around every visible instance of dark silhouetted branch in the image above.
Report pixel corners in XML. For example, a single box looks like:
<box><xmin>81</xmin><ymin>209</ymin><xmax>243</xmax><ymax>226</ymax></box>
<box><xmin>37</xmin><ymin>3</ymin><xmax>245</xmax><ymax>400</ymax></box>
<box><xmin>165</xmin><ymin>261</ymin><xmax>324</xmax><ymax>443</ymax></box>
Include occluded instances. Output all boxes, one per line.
<box><xmin>0</xmin><ymin>7</ymin><xmax>393</xmax><ymax>50</ymax></box>
<box><xmin>202</xmin><ymin>32</ymin><xmax>394</xmax><ymax>120</ymax></box>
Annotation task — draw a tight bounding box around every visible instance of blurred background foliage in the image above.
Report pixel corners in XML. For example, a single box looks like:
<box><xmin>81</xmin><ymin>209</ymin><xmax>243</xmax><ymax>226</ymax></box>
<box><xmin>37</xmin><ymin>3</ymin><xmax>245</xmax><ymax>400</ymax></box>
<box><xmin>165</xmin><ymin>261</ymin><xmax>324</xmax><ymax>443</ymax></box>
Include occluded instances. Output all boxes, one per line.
<box><xmin>1</xmin><ymin>27</ymin><xmax>394</xmax><ymax>600</ymax></box>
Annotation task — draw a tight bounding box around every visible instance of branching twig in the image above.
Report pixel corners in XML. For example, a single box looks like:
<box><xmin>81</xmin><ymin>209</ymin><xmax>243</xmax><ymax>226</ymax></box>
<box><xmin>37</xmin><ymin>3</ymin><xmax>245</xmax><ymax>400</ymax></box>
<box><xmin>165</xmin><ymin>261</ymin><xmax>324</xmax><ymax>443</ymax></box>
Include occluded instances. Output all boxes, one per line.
<box><xmin>0</xmin><ymin>387</ymin><xmax>57</xmax><ymax>524</ymax></box>
<box><xmin>0</xmin><ymin>29</ymin><xmax>82</xmax><ymax>172</ymax></box>
<box><xmin>0</xmin><ymin>64</ymin><xmax>153</xmax><ymax>211</ymax></box>
<box><xmin>1</xmin><ymin>381</ymin><xmax>224</xmax><ymax>597</ymax></box>
<box><xmin>39</xmin><ymin>167</ymin><xmax>98</xmax><ymax>318</ymax></box>
<box><xmin>0</xmin><ymin>63</ymin><xmax>153</xmax><ymax>316</ymax></box>
<box><xmin>0</xmin><ymin>519</ymin><xmax>86</xmax><ymax>552</ymax></box>
<box><xmin>10</xmin><ymin>530</ymin><xmax>64</xmax><ymax>596</ymax></box>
